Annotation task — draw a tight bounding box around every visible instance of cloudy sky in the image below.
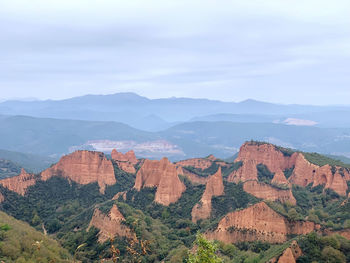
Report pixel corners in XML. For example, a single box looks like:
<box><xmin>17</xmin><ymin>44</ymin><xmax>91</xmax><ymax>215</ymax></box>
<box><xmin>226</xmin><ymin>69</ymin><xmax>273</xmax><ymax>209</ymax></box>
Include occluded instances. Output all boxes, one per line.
<box><xmin>0</xmin><ymin>0</ymin><xmax>349</xmax><ymax>104</ymax></box>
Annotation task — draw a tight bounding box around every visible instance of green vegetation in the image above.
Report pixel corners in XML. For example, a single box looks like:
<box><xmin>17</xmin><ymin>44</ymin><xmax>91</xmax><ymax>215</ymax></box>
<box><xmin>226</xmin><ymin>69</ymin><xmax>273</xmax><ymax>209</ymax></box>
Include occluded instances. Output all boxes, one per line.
<box><xmin>297</xmin><ymin>233</ymin><xmax>350</xmax><ymax>263</ymax></box>
<box><xmin>256</xmin><ymin>164</ymin><xmax>274</xmax><ymax>184</ymax></box>
<box><xmin>303</xmin><ymin>152</ymin><xmax>350</xmax><ymax>169</ymax></box>
<box><xmin>187</xmin><ymin>233</ymin><xmax>223</xmax><ymax>263</ymax></box>
<box><xmin>211</xmin><ymin>182</ymin><xmax>259</xmax><ymax>221</ymax></box>
<box><xmin>0</xmin><ymin>211</ymin><xmax>71</xmax><ymax>262</ymax></box>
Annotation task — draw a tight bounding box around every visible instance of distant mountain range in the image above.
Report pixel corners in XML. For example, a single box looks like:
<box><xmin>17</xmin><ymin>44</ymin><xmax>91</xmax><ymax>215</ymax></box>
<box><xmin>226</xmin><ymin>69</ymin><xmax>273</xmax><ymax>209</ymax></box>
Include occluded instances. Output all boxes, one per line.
<box><xmin>1</xmin><ymin>92</ymin><xmax>350</xmax><ymax>160</ymax></box>
<box><xmin>1</xmin><ymin>114</ymin><xmax>350</xmax><ymax>160</ymax></box>
<box><xmin>1</xmin><ymin>92</ymin><xmax>350</xmax><ymax>131</ymax></box>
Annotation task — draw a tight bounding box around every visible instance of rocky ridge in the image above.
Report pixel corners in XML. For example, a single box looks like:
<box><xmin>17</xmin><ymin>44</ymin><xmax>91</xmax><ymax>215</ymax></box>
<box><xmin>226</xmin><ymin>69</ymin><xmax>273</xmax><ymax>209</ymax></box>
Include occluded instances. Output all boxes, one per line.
<box><xmin>134</xmin><ymin>157</ymin><xmax>186</xmax><ymax>206</ymax></box>
<box><xmin>191</xmin><ymin>167</ymin><xmax>224</xmax><ymax>222</ymax></box>
<box><xmin>111</xmin><ymin>149</ymin><xmax>138</xmax><ymax>174</ymax></box>
<box><xmin>0</xmin><ymin>168</ymin><xmax>36</xmax><ymax>196</ymax></box>
<box><xmin>206</xmin><ymin>202</ymin><xmax>320</xmax><ymax>243</ymax></box>
<box><xmin>88</xmin><ymin>204</ymin><xmax>134</xmax><ymax>243</ymax></box>
<box><xmin>229</xmin><ymin>142</ymin><xmax>350</xmax><ymax>196</ymax></box>
<box><xmin>41</xmin><ymin>150</ymin><xmax>116</xmax><ymax>194</ymax></box>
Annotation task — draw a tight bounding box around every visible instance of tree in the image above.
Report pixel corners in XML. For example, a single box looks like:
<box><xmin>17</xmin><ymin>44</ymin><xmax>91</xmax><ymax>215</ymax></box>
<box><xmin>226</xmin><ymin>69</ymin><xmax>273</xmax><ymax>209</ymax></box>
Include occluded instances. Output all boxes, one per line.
<box><xmin>187</xmin><ymin>233</ymin><xmax>223</xmax><ymax>263</ymax></box>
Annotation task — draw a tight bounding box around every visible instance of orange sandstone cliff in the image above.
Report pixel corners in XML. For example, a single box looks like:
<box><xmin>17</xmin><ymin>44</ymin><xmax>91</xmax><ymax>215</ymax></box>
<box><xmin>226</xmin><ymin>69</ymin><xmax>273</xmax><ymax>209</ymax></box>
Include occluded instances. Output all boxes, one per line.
<box><xmin>41</xmin><ymin>151</ymin><xmax>116</xmax><ymax>194</ymax></box>
<box><xmin>206</xmin><ymin>202</ymin><xmax>319</xmax><ymax>244</ymax></box>
<box><xmin>134</xmin><ymin>158</ymin><xmax>186</xmax><ymax>206</ymax></box>
<box><xmin>243</xmin><ymin>181</ymin><xmax>296</xmax><ymax>205</ymax></box>
<box><xmin>176</xmin><ymin>157</ymin><xmax>215</xmax><ymax>170</ymax></box>
<box><xmin>229</xmin><ymin>142</ymin><xmax>350</xmax><ymax>196</ymax></box>
<box><xmin>111</xmin><ymin>149</ymin><xmax>138</xmax><ymax>174</ymax></box>
<box><xmin>191</xmin><ymin>168</ymin><xmax>224</xmax><ymax>222</ymax></box>
<box><xmin>0</xmin><ymin>168</ymin><xmax>37</xmax><ymax>196</ymax></box>
<box><xmin>88</xmin><ymin>204</ymin><xmax>134</xmax><ymax>243</ymax></box>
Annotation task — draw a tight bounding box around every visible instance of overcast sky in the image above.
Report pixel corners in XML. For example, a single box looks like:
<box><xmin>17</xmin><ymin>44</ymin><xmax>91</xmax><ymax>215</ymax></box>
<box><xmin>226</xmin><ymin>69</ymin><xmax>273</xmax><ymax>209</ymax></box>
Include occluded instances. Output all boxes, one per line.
<box><xmin>0</xmin><ymin>0</ymin><xmax>349</xmax><ymax>104</ymax></box>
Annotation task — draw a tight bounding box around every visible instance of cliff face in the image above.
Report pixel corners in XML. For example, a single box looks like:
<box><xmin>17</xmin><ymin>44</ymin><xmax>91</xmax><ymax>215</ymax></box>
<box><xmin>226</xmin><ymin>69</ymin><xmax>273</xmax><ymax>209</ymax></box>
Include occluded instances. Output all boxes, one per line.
<box><xmin>271</xmin><ymin>241</ymin><xmax>302</xmax><ymax>263</ymax></box>
<box><xmin>243</xmin><ymin>181</ymin><xmax>296</xmax><ymax>205</ymax></box>
<box><xmin>88</xmin><ymin>204</ymin><xmax>134</xmax><ymax>243</ymax></box>
<box><xmin>206</xmin><ymin>202</ymin><xmax>319</xmax><ymax>244</ymax></box>
<box><xmin>41</xmin><ymin>151</ymin><xmax>116</xmax><ymax>194</ymax></box>
<box><xmin>111</xmin><ymin>149</ymin><xmax>138</xmax><ymax>174</ymax></box>
<box><xmin>134</xmin><ymin>158</ymin><xmax>186</xmax><ymax>206</ymax></box>
<box><xmin>192</xmin><ymin>168</ymin><xmax>224</xmax><ymax>222</ymax></box>
<box><xmin>177</xmin><ymin>166</ymin><xmax>208</xmax><ymax>185</ymax></box>
<box><xmin>0</xmin><ymin>169</ymin><xmax>37</xmax><ymax>196</ymax></box>
<box><xmin>289</xmin><ymin>154</ymin><xmax>349</xmax><ymax>196</ymax></box>
<box><xmin>229</xmin><ymin>142</ymin><xmax>349</xmax><ymax>196</ymax></box>
<box><xmin>176</xmin><ymin>157</ymin><xmax>214</xmax><ymax>170</ymax></box>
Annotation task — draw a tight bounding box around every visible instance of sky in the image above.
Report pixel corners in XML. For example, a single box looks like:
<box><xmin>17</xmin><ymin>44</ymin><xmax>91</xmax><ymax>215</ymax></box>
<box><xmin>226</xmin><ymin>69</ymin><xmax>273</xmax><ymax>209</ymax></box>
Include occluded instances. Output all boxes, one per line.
<box><xmin>0</xmin><ymin>0</ymin><xmax>349</xmax><ymax>104</ymax></box>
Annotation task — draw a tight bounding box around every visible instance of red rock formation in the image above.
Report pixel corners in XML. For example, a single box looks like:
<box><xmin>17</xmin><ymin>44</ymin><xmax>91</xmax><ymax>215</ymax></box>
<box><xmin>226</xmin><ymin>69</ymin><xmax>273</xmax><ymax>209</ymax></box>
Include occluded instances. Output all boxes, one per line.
<box><xmin>134</xmin><ymin>158</ymin><xmax>186</xmax><ymax>206</ymax></box>
<box><xmin>113</xmin><ymin>191</ymin><xmax>127</xmax><ymax>201</ymax></box>
<box><xmin>41</xmin><ymin>151</ymin><xmax>116</xmax><ymax>194</ymax></box>
<box><xmin>243</xmin><ymin>181</ymin><xmax>296</xmax><ymax>205</ymax></box>
<box><xmin>268</xmin><ymin>240</ymin><xmax>302</xmax><ymax>263</ymax></box>
<box><xmin>176</xmin><ymin>158</ymin><xmax>214</xmax><ymax>170</ymax></box>
<box><xmin>289</xmin><ymin>155</ymin><xmax>349</xmax><ymax>196</ymax></box>
<box><xmin>111</xmin><ymin>149</ymin><xmax>138</xmax><ymax>165</ymax></box>
<box><xmin>335</xmin><ymin>229</ymin><xmax>350</xmax><ymax>240</ymax></box>
<box><xmin>272</xmin><ymin>171</ymin><xmax>290</xmax><ymax>186</ymax></box>
<box><xmin>192</xmin><ymin>168</ymin><xmax>224</xmax><ymax>222</ymax></box>
<box><xmin>236</xmin><ymin>143</ymin><xmax>297</xmax><ymax>173</ymax></box>
<box><xmin>0</xmin><ymin>168</ymin><xmax>37</xmax><ymax>196</ymax></box>
<box><xmin>206</xmin><ymin>202</ymin><xmax>319</xmax><ymax>244</ymax></box>
<box><xmin>88</xmin><ymin>204</ymin><xmax>134</xmax><ymax>243</ymax></box>
<box><xmin>178</xmin><ymin>166</ymin><xmax>208</xmax><ymax>185</ymax></box>
<box><xmin>228</xmin><ymin>160</ymin><xmax>258</xmax><ymax>183</ymax></box>
<box><xmin>230</xmin><ymin>142</ymin><xmax>349</xmax><ymax>196</ymax></box>
<box><xmin>111</xmin><ymin>149</ymin><xmax>138</xmax><ymax>174</ymax></box>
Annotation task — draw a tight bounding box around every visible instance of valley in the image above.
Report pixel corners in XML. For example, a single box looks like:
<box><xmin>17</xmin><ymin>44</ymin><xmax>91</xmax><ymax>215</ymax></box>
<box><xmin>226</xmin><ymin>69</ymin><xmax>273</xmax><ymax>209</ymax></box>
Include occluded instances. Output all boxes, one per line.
<box><xmin>0</xmin><ymin>141</ymin><xmax>349</xmax><ymax>262</ymax></box>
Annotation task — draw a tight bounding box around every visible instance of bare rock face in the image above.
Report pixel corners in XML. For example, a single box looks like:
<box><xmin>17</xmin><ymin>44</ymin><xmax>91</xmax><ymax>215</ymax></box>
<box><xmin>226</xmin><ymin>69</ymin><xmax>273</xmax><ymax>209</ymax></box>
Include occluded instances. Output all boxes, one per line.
<box><xmin>236</xmin><ymin>143</ymin><xmax>297</xmax><ymax>173</ymax></box>
<box><xmin>0</xmin><ymin>192</ymin><xmax>4</xmax><ymax>203</ymax></box>
<box><xmin>41</xmin><ymin>151</ymin><xmax>116</xmax><ymax>194</ymax></box>
<box><xmin>178</xmin><ymin>166</ymin><xmax>208</xmax><ymax>185</ymax></box>
<box><xmin>113</xmin><ymin>191</ymin><xmax>127</xmax><ymax>201</ymax></box>
<box><xmin>228</xmin><ymin>159</ymin><xmax>258</xmax><ymax>183</ymax></box>
<box><xmin>134</xmin><ymin>158</ymin><xmax>186</xmax><ymax>206</ymax></box>
<box><xmin>206</xmin><ymin>202</ymin><xmax>318</xmax><ymax>244</ymax></box>
<box><xmin>111</xmin><ymin>149</ymin><xmax>138</xmax><ymax>165</ymax></box>
<box><xmin>289</xmin><ymin>155</ymin><xmax>349</xmax><ymax>196</ymax></box>
<box><xmin>269</xmin><ymin>240</ymin><xmax>302</xmax><ymax>263</ymax></box>
<box><xmin>243</xmin><ymin>181</ymin><xmax>296</xmax><ymax>205</ymax></box>
<box><xmin>111</xmin><ymin>149</ymin><xmax>138</xmax><ymax>174</ymax></box>
<box><xmin>88</xmin><ymin>204</ymin><xmax>134</xmax><ymax>243</ymax></box>
<box><xmin>176</xmin><ymin>157</ymin><xmax>214</xmax><ymax>170</ymax></box>
<box><xmin>0</xmin><ymin>168</ymin><xmax>37</xmax><ymax>196</ymax></box>
<box><xmin>230</xmin><ymin>142</ymin><xmax>350</xmax><ymax>196</ymax></box>
<box><xmin>192</xmin><ymin>168</ymin><xmax>224</xmax><ymax>222</ymax></box>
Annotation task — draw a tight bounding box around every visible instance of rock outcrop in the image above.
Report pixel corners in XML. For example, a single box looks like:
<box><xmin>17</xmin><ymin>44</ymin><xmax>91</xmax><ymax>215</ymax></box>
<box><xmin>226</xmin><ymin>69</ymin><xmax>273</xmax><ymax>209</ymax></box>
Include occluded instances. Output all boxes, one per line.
<box><xmin>206</xmin><ymin>202</ymin><xmax>319</xmax><ymax>244</ymax></box>
<box><xmin>134</xmin><ymin>158</ymin><xmax>186</xmax><ymax>206</ymax></box>
<box><xmin>270</xmin><ymin>240</ymin><xmax>302</xmax><ymax>263</ymax></box>
<box><xmin>192</xmin><ymin>168</ymin><xmax>224</xmax><ymax>222</ymax></box>
<box><xmin>289</xmin><ymin>154</ymin><xmax>349</xmax><ymax>196</ymax></box>
<box><xmin>0</xmin><ymin>168</ymin><xmax>37</xmax><ymax>196</ymax></box>
<box><xmin>177</xmin><ymin>166</ymin><xmax>208</xmax><ymax>185</ymax></box>
<box><xmin>176</xmin><ymin>157</ymin><xmax>214</xmax><ymax>170</ymax></box>
<box><xmin>229</xmin><ymin>142</ymin><xmax>350</xmax><ymax>196</ymax></box>
<box><xmin>0</xmin><ymin>192</ymin><xmax>4</xmax><ymax>202</ymax></box>
<box><xmin>111</xmin><ymin>149</ymin><xmax>138</xmax><ymax>174</ymax></box>
<box><xmin>41</xmin><ymin>151</ymin><xmax>116</xmax><ymax>194</ymax></box>
<box><xmin>243</xmin><ymin>181</ymin><xmax>296</xmax><ymax>205</ymax></box>
<box><xmin>88</xmin><ymin>204</ymin><xmax>134</xmax><ymax>243</ymax></box>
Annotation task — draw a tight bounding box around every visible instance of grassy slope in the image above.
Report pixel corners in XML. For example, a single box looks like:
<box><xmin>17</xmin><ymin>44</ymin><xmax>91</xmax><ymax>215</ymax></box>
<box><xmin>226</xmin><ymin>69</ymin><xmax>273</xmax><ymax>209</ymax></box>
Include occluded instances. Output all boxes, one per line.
<box><xmin>0</xmin><ymin>211</ymin><xmax>72</xmax><ymax>263</ymax></box>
